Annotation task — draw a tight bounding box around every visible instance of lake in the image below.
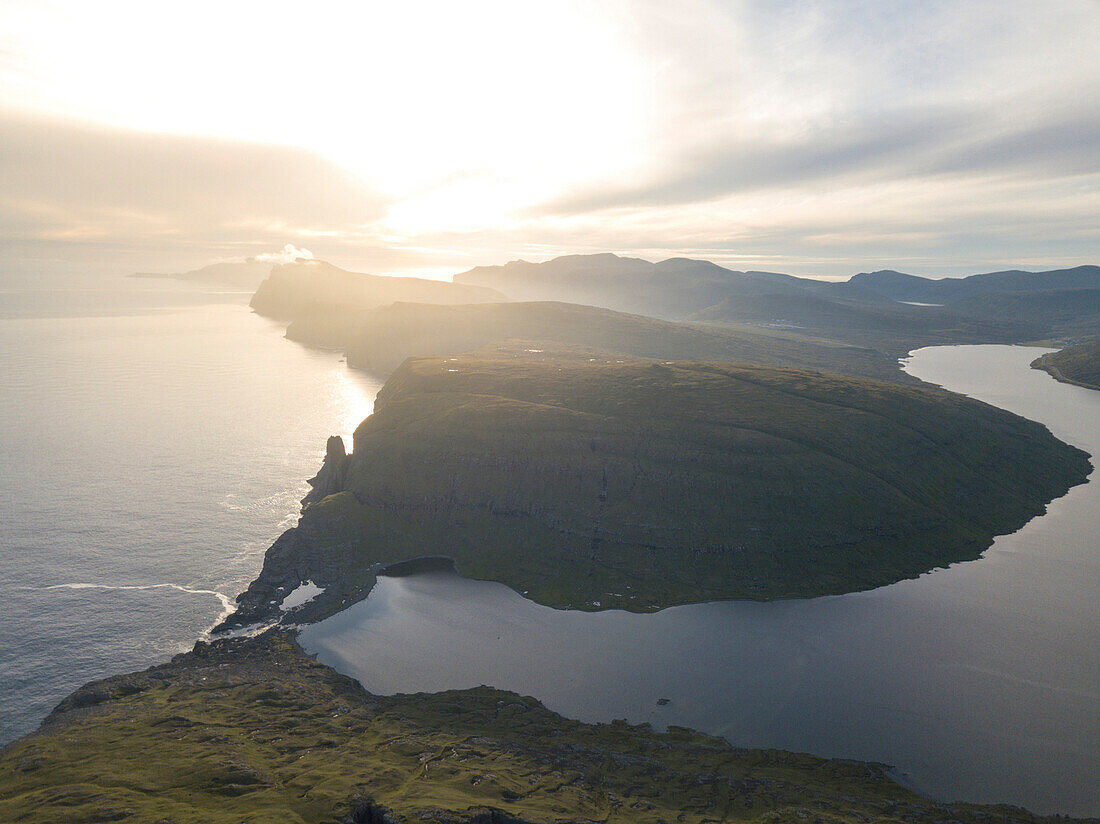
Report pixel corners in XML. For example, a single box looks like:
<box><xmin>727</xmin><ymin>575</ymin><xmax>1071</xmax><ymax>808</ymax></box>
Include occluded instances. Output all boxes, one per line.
<box><xmin>300</xmin><ymin>344</ymin><xmax>1100</xmax><ymax>816</ymax></box>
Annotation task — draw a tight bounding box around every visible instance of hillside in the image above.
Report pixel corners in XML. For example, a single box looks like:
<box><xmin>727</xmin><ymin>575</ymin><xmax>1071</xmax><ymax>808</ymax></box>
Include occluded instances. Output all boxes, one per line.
<box><xmin>687</xmin><ymin>293</ymin><xmax>1039</xmax><ymax>355</ymax></box>
<box><xmin>343</xmin><ymin>300</ymin><xmax>906</xmax><ymax>383</ymax></box>
<box><xmin>2</xmin><ymin>631</ymin><xmax>1084</xmax><ymax>824</ymax></box>
<box><xmin>450</xmin><ymin>254</ymin><xmax>1100</xmax><ymax>350</ymax></box>
<box><xmin>1032</xmin><ymin>339</ymin><xmax>1100</xmax><ymax>390</ymax></box>
<box><xmin>452</xmin><ymin>253</ymin><xmax>817</xmax><ymax>320</ymax></box>
<box><xmin>250</xmin><ymin>260</ymin><xmax>506</xmax><ymax>326</ymax></box>
<box><xmin>222</xmin><ymin>353</ymin><xmax>1089</xmax><ymax>628</ymax></box>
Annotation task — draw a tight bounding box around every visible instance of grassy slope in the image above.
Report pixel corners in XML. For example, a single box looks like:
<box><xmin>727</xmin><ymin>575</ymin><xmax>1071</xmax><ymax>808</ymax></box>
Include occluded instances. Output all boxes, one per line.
<box><xmin>225</xmin><ymin>352</ymin><xmax>1089</xmax><ymax>625</ymax></box>
<box><xmin>0</xmin><ymin>632</ymin><xmax>1085</xmax><ymax>824</ymax></box>
<box><xmin>344</xmin><ymin>301</ymin><xmax>905</xmax><ymax>383</ymax></box>
<box><xmin>1031</xmin><ymin>340</ymin><xmax>1100</xmax><ymax>390</ymax></box>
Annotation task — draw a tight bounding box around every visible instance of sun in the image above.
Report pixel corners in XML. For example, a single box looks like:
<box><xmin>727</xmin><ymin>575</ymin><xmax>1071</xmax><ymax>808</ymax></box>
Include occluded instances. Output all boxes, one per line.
<box><xmin>1</xmin><ymin>0</ymin><xmax>651</xmax><ymax>234</ymax></box>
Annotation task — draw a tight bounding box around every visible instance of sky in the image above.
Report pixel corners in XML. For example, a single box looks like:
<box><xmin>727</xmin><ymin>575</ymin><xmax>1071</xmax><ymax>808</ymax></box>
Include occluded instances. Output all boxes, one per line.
<box><xmin>1</xmin><ymin>0</ymin><xmax>1098</xmax><ymax>279</ymax></box>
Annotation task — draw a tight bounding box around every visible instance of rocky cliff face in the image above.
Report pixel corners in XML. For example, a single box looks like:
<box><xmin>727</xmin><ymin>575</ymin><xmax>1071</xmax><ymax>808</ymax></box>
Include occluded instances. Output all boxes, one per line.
<box><xmin>302</xmin><ymin>435</ymin><xmax>348</xmax><ymax>509</ymax></box>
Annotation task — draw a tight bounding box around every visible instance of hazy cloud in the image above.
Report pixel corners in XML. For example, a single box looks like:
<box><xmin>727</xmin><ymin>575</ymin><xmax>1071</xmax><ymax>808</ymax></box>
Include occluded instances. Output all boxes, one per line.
<box><xmin>0</xmin><ymin>110</ymin><xmax>391</xmax><ymax>270</ymax></box>
<box><xmin>253</xmin><ymin>244</ymin><xmax>314</xmax><ymax>265</ymax></box>
<box><xmin>1</xmin><ymin>0</ymin><xmax>1098</xmax><ymax>277</ymax></box>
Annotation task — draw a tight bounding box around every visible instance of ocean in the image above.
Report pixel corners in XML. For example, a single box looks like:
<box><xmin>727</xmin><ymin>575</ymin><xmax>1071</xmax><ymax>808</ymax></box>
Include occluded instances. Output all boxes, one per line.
<box><xmin>0</xmin><ymin>271</ymin><xmax>381</xmax><ymax>742</ymax></box>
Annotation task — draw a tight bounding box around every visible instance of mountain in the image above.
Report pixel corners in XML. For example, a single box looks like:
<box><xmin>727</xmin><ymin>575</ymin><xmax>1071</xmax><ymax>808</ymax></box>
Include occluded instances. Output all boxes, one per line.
<box><xmin>221</xmin><ymin>352</ymin><xmax>1089</xmax><ymax>628</ymax></box>
<box><xmin>451</xmin><ymin>254</ymin><xmax>1100</xmax><ymax>355</ymax></box>
<box><xmin>453</xmin><ymin>253</ymin><xmax>816</xmax><ymax>319</ymax></box>
<box><xmin>845</xmin><ymin>265</ymin><xmax>1100</xmax><ymax>304</ymax></box>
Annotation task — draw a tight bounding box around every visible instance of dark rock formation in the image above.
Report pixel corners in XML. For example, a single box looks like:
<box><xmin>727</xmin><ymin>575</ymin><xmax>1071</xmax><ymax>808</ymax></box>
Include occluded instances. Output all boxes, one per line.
<box><xmin>302</xmin><ymin>435</ymin><xmax>348</xmax><ymax>510</ymax></box>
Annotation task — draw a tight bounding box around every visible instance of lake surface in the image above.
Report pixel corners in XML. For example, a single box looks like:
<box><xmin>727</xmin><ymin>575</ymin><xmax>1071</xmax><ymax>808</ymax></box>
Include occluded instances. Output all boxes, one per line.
<box><xmin>0</xmin><ymin>273</ymin><xmax>382</xmax><ymax>742</ymax></box>
<box><xmin>301</xmin><ymin>345</ymin><xmax>1100</xmax><ymax>816</ymax></box>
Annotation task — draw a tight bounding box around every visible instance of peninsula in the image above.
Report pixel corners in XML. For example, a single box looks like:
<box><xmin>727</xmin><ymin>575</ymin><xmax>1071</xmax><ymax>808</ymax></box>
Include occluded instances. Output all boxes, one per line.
<box><xmin>221</xmin><ymin>350</ymin><xmax>1090</xmax><ymax>628</ymax></box>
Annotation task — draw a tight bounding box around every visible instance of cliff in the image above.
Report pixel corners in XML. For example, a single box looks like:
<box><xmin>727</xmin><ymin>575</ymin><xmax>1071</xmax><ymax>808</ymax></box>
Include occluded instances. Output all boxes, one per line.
<box><xmin>219</xmin><ymin>352</ymin><xmax>1090</xmax><ymax>628</ymax></box>
<box><xmin>302</xmin><ymin>435</ymin><xmax>349</xmax><ymax>509</ymax></box>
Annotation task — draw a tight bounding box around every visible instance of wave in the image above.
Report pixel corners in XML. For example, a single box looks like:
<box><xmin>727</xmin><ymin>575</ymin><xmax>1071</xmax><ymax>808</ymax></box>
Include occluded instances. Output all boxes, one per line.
<box><xmin>43</xmin><ymin>582</ymin><xmax>234</xmax><ymax>636</ymax></box>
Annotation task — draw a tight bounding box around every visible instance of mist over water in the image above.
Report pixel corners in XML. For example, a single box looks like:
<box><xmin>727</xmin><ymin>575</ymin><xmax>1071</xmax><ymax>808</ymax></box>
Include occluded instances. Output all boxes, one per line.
<box><xmin>0</xmin><ymin>273</ymin><xmax>381</xmax><ymax>742</ymax></box>
<box><xmin>301</xmin><ymin>345</ymin><xmax>1100</xmax><ymax>816</ymax></box>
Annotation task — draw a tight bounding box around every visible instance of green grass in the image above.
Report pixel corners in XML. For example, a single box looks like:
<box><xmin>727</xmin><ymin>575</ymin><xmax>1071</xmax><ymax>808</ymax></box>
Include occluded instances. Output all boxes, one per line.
<box><xmin>1032</xmin><ymin>339</ymin><xmax>1100</xmax><ymax>390</ymax></box>
<box><xmin>0</xmin><ymin>632</ymin><xmax>1086</xmax><ymax>824</ymax></box>
<box><xmin>225</xmin><ymin>352</ymin><xmax>1090</xmax><ymax>625</ymax></box>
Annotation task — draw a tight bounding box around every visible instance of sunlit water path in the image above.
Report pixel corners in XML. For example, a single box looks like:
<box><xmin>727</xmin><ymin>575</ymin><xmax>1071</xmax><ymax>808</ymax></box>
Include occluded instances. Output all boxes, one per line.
<box><xmin>301</xmin><ymin>345</ymin><xmax>1100</xmax><ymax>816</ymax></box>
<box><xmin>0</xmin><ymin>274</ymin><xmax>382</xmax><ymax>742</ymax></box>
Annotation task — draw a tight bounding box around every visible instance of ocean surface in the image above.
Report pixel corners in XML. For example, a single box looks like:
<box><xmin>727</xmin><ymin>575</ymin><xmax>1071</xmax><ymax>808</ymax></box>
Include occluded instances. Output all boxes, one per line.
<box><xmin>300</xmin><ymin>345</ymin><xmax>1100</xmax><ymax>817</ymax></box>
<box><xmin>0</xmin><ymin>272</ymin><xmax>382</xmax><ymax>742</ymax></box>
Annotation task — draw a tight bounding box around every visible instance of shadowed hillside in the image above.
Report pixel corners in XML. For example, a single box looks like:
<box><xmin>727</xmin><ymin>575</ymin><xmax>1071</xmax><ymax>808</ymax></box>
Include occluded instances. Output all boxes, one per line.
<box><xmin>222</xmin><ymin>352</ymin><xmax>1089</xmax><ymax>627</ymax></box>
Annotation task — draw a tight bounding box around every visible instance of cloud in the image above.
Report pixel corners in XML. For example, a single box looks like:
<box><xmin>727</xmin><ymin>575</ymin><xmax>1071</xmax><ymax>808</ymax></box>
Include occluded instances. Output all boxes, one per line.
<box><xmin>0</xmin><ymin>109</ymin><xmax>392</xmax><ymax>271</ymax></box>
<box><xmin>1</xmin><ymin>0</ymin><xmax>1097</xmax><ymax>278</ymax></box>
<box><xmin>252</xmin><ymin>244</ymin><xmax>314</xmax><ymax>265</ymax></box>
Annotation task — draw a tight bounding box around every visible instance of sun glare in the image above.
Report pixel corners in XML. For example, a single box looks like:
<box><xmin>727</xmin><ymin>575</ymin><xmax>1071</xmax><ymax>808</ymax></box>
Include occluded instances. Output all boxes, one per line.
<box><xmin>1</xmin><ymin>0</ymin><xmax>649</xmax><ymax>234</ymax></box>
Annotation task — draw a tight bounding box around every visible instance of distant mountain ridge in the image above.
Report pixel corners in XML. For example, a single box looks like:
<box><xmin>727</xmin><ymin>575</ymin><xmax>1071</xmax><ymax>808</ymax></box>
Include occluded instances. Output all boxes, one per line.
<box><xmin>455</xmin><ymin>253</ymin><xmax>1099</xmax><ymax>313</ymax></box>
<box><xmin>453</xmin><ymin>254</ymin><xmax>1100</xmax><ymax>351</ymax></box>
<box><xmin>846</xmin><ymin>265</ymin><xmax>1100</xmax><ymax>304</ymax></box>
<box><xmin>453</xmin><ymin>253</ymin><xmax>821</xmax><ymax>319</ymax></box>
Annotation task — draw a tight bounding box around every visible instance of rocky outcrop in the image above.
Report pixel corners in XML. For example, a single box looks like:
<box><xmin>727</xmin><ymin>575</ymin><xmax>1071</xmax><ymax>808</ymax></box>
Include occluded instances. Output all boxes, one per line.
<box><xmin>302</xmin><ymin>435</ymin><xmax>348</xmax><ymax>510</ymax></box>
